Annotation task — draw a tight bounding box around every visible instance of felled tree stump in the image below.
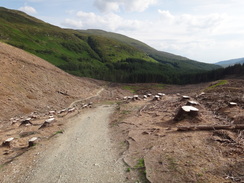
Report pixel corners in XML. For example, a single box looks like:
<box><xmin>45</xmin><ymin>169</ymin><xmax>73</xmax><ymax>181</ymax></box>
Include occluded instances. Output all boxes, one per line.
<box><xmin>153</xmin><ymin>95</ymin><xmax>160</xmax><ymax>101</ymax></box>
<box><xmin>28</xmin><ymin>137</ymin><xmax>38</xmax><ymax>147</ymax></box>
<box><xmin>19</xmin><ymin>118</ymin><xmax>33</xmax><ymax>127</ymax></box>
<box><xmin>68</xmin><ymin>107</ymin><xmax>76</xmax><ymax>113</ymax></box>
<box><xmin>2</xmin><ymin>137</ymin><xmax>14</xmax><ymax>147</ymax></box>
<box><xmin>174</xmin><ymin>106</ymin><xmax>199</xmax><ymax>121</ymax></box>
<box><xmin>182</xmin><ymin>96</ymin><xmax>190</xmax><ymax>100</ymax></box>
<box><xmin>88</xmin><ymin>102</ymin><xmax>93</xmax><ymax>108</ymax></box>
<box><xmin>186</xmin><ymin>101</ymin><xmax>199</xmax><ymax>106</ymax></box>
<box><xmin>157</xmin><ymin>93</ymin><xmax>165</xmax><ymax>97</ymax></box>
<box><xmin>57</xmin><ymin>109</ymin><xmax>67</xmax><ymax>114</ymax></box>
<box><xmin>229</xmin><ymin>102</ymin><xmax>237</xmax><ymax>107</ymax></box>
<box><xmin>38</xmin><ymin>118</ymin><xmax>55</xmax><ymax>129</ymax></box>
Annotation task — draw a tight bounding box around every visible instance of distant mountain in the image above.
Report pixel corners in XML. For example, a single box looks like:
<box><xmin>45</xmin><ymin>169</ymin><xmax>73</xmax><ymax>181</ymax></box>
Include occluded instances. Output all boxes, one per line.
<box><xmin>215</xmin><ymin>58</ymin><xmax>244</xmax><ymax>67</ymax></box>
<box><xmin>79</xmin><ymin>29</ymin><xmax>220</xmax><ymax>71</ymax></box>
<box><xmin>0</xmin><ymin>7</ymin><xmax>220</xmax><ymax>83</ymax></box>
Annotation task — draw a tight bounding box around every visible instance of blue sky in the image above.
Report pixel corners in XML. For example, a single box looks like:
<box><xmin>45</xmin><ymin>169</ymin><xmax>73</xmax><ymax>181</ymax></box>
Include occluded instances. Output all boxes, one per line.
<box><xmin>1</xmin><ymin>0</ymin><xmax>244</xmax><ymax>63</ymax></box>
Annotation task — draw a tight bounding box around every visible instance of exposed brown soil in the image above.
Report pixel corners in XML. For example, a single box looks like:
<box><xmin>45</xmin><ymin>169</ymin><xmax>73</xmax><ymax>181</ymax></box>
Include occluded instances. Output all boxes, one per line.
<box><xmin>0</xmin><ymin>42</ymin><xmax>130</xmax><ymax>183</ymax></box>
<box><xmin>0</xmin><ymin>42</ymin><xmax>243</xmax><ymax>183</ymax></box>
<box><xmin>0</xmin><ymin>42</ymin><xmax>103</xmax><ymax>126</ymax></box>
<box><xmin>110</xmin><ymin>80</ymin><xmax>244</xmax><ymax>183</ymax></box>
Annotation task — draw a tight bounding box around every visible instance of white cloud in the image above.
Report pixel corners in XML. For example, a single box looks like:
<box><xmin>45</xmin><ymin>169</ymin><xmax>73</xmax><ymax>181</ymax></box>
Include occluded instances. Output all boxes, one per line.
<box><xmin>62</xmin><ymin>10</ymin><xmax>143</xmax><ymax>31</ymax></box>
<box><xmin>158</xmin><ymin>10</ymin><xmax>226</xmax><ymax>33</ymax></box>
<box><xmin>19</xmin><ymin>6</ymin><xmax>37</xmax><ymax>14</ymax></box>
<box><xmin>127</xmin><ymin>10</ymin><xmax>244</xmax><ymax>62</ymax></box>
<box><xmin>158</xmin><ymin>10</ymin><xmax>174</xmax><ymax>21</ymax></box>
<box><xmin>94</xmin><ymin>0</ymin><xmax>157</xmax><ymax>13</ymax></box>
<box><xmin>93</xmin><ymin>0</ymin><xmax>120</xmax><ymax>13</ymax></box>
<box><xmin>61</xmin><ymin>3</ymin><xmax>244</xmax><ymax>63</ymax></box>
<box><xmin>124</xmin><ymin>0</ymin><xmax>157</xmax><ymax>12</ymax></box>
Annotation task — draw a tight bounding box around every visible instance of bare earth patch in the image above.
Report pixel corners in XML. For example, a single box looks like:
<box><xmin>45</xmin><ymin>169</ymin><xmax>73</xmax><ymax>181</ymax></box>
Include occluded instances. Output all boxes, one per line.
<box><xmin>0</xmin><ymin>42</ymin><xmax>243</xmax><ymax>183</ymax></box>
<box><xmin>110</xmin><ymin>80</ymin><xmax>244</xmax><ymax>183</ymax></box>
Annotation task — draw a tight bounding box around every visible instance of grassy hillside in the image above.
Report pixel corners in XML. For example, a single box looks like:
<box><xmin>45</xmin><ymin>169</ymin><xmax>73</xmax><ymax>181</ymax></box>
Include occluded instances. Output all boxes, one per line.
<box><xmin>79</xmin><ymin>29</ymin><xmax>219</xmax><ymax>71</ymax></box>
<box><xmin>0</xmin><ymin>7</ymin><xmax>220</xmax><ymax>83</ymax></box>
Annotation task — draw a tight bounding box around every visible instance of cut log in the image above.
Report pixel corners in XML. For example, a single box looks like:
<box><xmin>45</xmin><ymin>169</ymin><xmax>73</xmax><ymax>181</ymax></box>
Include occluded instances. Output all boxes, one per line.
<box><xmin>229</xmin><ymin>102</ymin><xmax>237</xmax><ymax>107</ymax></box>
<box><xmin>2</xmin><ymin>137</ymin><xmax>14</xmax><ymax>147</ymax></box>
<box><xmin>174</xmin><ymin>106</ymin><xmax>199</xmax><ymax>121</ymax></box>
<box><xmin>177</xmin><ymin>126</ymin><xmax>196</xmax><ymax>131</ymax></box>
<box><xmin>187</xmin><ymin>101</ymin><xmax>199</xmax><ymax>106</ymax></box>
<box><xmin>28</xmin><ymin>137</ymin><xmax>38</xmax><ymax>147</ymax></box>
<box><xmin>177</xmin><ymin>124</ymin><xmax>244</xmax><ymax>131</ymax></box>
<box><xmin>182</xmin><ymin>96</ymin><xmax>190</xmax><ymax>99</ymax></box>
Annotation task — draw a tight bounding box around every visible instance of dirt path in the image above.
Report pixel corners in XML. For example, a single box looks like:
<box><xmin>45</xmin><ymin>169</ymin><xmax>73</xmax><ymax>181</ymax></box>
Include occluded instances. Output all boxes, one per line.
<box><xmin>68</xmin><ymin>88</ymin><xmax>105</xmax><ymax>108</ymax></box>
<box><xmin>21</xmin><ymin>105</ymin><xmax>127</xmax><ymax>183</ymax></box>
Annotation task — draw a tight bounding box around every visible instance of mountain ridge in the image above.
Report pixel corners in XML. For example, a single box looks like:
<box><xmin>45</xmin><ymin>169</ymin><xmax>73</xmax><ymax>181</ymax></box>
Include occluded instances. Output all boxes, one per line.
<box><xmin>0</xmin><ymin>7</ymin><xmax>220</xmax><ymax>83</ymax></box>
<box><xmin>215</xmin><ymin>57</ymin><xmax>244</xmax><ymax>67</ymax></box>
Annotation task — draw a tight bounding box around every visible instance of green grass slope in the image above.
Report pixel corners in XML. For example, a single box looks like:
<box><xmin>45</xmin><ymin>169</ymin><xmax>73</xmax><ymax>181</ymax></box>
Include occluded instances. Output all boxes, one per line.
<box><xmin>79</xmin><ymin>29</ymin><xmax>220</xmax><ymax>71</ymax></box>
<box><xmin>0</xmin><ymin>7</ymin><xmax>220</xmax><ymax>83</ymax></box>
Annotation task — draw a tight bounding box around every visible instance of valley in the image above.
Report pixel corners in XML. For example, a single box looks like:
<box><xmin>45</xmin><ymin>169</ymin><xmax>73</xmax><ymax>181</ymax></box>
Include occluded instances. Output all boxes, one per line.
<box><xmin>0</xmin><ymin>70</ymin><xmax>243</xmax><ymax>183</ymax></box>
<box><xmin>0</xmin><ymin>7</ymin><xmax>221</xmax><ymax>84</ymax></box>
<box><xmin>0</xmin><ymin>7</ymin><xmax>243</xmax><ymax>183</ymax></box>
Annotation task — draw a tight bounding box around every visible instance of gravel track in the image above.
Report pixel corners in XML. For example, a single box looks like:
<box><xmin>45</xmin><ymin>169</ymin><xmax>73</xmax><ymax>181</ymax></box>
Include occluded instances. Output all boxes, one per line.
<box><xmin>23</xmin><ymin>105</ymin><xmax>127</xmax><ymax>183</ymax></box>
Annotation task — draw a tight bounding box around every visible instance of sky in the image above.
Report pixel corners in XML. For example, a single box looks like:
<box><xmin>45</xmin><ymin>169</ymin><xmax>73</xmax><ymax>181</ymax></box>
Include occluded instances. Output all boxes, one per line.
<box><xmin>1</xmin><ymin>0</ymin><xmax>244</xmax><ymax>63</ymax></box>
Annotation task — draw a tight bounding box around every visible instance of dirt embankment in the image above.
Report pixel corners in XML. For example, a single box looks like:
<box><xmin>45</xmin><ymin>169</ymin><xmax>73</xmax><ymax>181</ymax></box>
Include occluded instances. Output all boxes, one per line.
<box><xmin>0</xmin><ymin>42</ymin><xmax>102</xmax><ymax>126</ymax></box>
